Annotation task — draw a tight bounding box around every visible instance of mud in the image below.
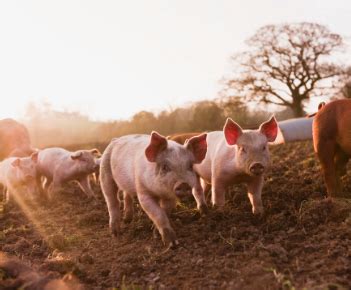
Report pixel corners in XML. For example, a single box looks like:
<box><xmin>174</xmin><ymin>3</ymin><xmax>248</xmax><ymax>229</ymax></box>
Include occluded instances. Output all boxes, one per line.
<box><xmin>1</xmin><ymin>141</ymin><xmax>351</xmax><ymax>289</ymax></box>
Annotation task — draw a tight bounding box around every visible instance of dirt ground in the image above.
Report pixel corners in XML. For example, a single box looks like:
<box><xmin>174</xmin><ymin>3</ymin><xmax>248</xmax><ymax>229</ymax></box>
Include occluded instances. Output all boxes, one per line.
<box><xmin>1</xmin><ymin>140</ymin><xmax>351</xmax><ymax>290</ymax></box>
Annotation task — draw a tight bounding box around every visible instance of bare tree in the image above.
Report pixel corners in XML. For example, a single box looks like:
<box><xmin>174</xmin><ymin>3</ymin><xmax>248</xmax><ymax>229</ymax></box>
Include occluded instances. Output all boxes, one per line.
<box><xmin>224</xmin><ymin>22</ymin><xmax>345</xmax><ymax>117</ymax></box>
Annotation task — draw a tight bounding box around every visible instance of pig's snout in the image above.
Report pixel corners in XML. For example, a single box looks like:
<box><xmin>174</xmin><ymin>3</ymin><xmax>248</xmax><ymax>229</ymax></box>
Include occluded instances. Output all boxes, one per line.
<box><xmin>174</xmin><ymin>182</ymin><xmax>192</xmax><ymax>196</ymax></box>
<box><xmin>249</xmin><ymin>163</ymin><xmax>265</xmax><ymax>176</ymax></box>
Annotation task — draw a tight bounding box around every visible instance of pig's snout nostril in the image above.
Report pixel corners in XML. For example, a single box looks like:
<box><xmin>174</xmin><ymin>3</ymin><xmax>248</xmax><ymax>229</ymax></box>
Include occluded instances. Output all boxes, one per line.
<box><xmin>174</xmin><ymin>183</ymin><xmax>192</xmax><ymax>196</ymax></box>
<box><xmin>249</xmin><ymin>163</ymin><xmax>265</xmax><ymax>175</ymax></box>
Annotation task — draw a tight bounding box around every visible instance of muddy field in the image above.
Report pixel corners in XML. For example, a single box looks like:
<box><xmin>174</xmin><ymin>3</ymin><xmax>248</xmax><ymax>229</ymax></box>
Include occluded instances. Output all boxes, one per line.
<box><xmin>1</xmin><ymin>140</ymin><xmax>351</xmax><ymax>289</ymax></box>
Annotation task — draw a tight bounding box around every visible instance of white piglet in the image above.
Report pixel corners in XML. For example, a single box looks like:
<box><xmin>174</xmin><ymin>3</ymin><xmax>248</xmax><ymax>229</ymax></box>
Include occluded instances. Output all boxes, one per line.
<box><xmin>0</xmin><ymin>153</ymin><xmax>39</xmax><ymax>203</ymax></box>
<box><xmin>36</xmin><ymin>147</ymin><xmax>101</xmax><ymax>199</ymax></box>
<box><xmin>100</xmin><ymin>132</ymin><xmax>207</xmax><ymax>248</ymax></box>
<box><xmin>193</xmin><ymin>116</ymin><xmax>278</xmax><ymax>214</ymax></box>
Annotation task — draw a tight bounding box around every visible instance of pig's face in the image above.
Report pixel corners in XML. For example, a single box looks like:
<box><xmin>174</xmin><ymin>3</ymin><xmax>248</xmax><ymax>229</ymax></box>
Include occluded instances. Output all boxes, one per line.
<box><xmin>71</xmin><ymin>149</ymin><xmax>101</xmax><ymax>174</ymax></box>
<box><xmin>145</xmin><ymin>132</ymin><xmax>207</xmax><ymax>196</ymax></box>
<box><xmin>11</xmin><ymin>152</ymin><xmax>39</xmax><ymax>183</ymax></box>
<box><xmin>224</xmin><ymin>116</ymin><xmax>278</xmax><ymax>177</ymax></box>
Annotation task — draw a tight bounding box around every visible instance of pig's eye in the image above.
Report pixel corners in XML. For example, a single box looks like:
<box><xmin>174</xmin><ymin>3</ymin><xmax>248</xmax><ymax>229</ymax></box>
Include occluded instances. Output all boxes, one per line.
<box><xmin>187</xmin><ymin>164</ymin><xmax>193</xmax><ymax>171</ymax></box>
<box><xmin>161</xmin><ymin>164</ymin><xmax>171</xmax><ymax>173</ymax></box>
<box><xmin>262</xmin><ymin>145</ymin><xmax>267</xmax><ymax>151</ymax></box>
<box><xmin>239</xmin><ymin>146</ymin><xmax>246</xmax><ymax>153</ymax></box>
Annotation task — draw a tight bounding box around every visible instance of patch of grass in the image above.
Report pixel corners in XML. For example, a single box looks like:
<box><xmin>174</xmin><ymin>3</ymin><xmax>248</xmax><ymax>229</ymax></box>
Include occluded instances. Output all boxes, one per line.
<box><xmin>218</xmin><ymin>228</ymin><xmax>236</xmax><ymax>248</ymax></box>
<box><xmin>266</xmin><ymin>267</ymin><xmax>298</xmax><ymax>290</ymax></box>
<box><xmin>47</xmin><ymin>233</ymin><xmax>83</xmax><ymax>250</ymax></box>
<box><xmin>64</xmin><ymin>234</ymin><xmax>82</xmax><ymax>246</ymax></box>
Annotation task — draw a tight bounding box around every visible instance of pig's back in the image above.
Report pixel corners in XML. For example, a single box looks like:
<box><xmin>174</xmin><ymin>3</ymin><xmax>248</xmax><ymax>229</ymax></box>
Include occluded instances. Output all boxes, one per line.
<box><xmin>109</xmin><ymin>135</ymin><xmax>150</xmax><ymax>193</ymax></box>
<box><xmin>37</xmin><ymin>148</ymin><xmax>70</xmax><ymax>177</ymax></box>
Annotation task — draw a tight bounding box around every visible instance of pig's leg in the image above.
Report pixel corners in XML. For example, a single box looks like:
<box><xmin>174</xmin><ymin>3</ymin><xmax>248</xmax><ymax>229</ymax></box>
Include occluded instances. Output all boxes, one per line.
<box><xmin>137</xmin><ymin>192</ymin><xmax>177</xmax><ymax>247</ymax></box>
<box><xmin>5</xmin><ymin>188</ymin><xmax>11</xmax><ymax>204</ymax></box>
<box><xmin>123</xmin><ymin>191</ymin><xmax>134</xmax><ymax>223</ymax></box>
<box><xmin>201</xmin><ymin>179</ymin><xmax>211</xmax><ymax>196</ymax></box>
<box><xmin>48</xmin><ymin>177</ymin><xmax>63</xmax><ymax>199</ymax></box>
<box><xmin>316</xmin><ymin>141</ymin><xmax>338</xmax><ymax>197</ymax></box>
<box><xmin>247</xmin><ymin>176</ymin><xmax>264</xmax><ymax>215</ymax></box>
<box><xmin>100</xmin><ymin>172</ymin><xmax>121</xmax><ymax>236</ymax></box>
<box><xmin>77</xmin><ymin>176</ymin><xmax>96</xmax><ymax>198</ymax></box>
<box><xmin>44</xmin><ymin>178</ymin><xmax>52</xmax><ymax>192</ymax></box>
<box><xmin>192</xmin><ymin>177</ymin><xmax>208</xmax><ymax>214</ymax></box>
<box><xmin>211</xmin><ymin>175</ymin><xmax>227</xmax><ymax>208</ymax></box>
<box><xmin>35</xmin><ymin>175</ymin><xmax>46</xmax><ymax>200</ymax></box>
<box><xmin>334</xmin><ymin>149</ymin><xmax>349</xmax><ymax>195</ymax></box>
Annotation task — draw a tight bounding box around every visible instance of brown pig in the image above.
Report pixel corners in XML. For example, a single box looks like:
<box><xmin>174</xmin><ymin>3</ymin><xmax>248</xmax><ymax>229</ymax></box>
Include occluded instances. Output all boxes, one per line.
<box><xmin>167</xmin><ymin>132</ymin><xmax>205</xmax><ymax>145</ymax></box>
<box><xmin>0</xmin><ymin>118</ymin><xmax>36</xmax><ymax>160</ymax></box>
<box><xmin>313</xmin><ymin>99</ymin><xmax>351</xmax><ymax>197</ymax></box>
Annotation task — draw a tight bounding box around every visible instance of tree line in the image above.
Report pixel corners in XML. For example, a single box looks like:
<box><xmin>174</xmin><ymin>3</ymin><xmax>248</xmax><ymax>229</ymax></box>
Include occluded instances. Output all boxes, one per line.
<box><xmin>24</xmin><ymin>22</ymin><xmax>350</xmax><ymax>148</ymax></box>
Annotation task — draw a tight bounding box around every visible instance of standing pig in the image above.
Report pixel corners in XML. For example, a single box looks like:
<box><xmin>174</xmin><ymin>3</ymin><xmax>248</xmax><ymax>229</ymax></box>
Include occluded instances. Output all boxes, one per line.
<box><xmin>100</xmin><ymin>132</ymin><xmax>207</xmax><ymax>247</ymax></box>
<box><xmin>167</xmin><ymin>132</ymin><xmax>205</xmax><ymax>145</ymax></box>
<box><xmin>194</xmin><ymin>116</ymin><xmax>278</xmax><ymax>214</ymax></box>
<box><xmin>0</xmin><ymin>118</ymin><xmax>36</xmax><ymax>160</ymax></box>
<box><xmin>36</xmin><ymin>147</ymin><xmax>101</xmax><ymax>199</ymax></box>
<box><xmin>0</xmin><ymin>152</ymin><xmax>39</xmax><ymax>203</ymax></box>
<box><xmin>313</xmin><ymin>99</ymin><xmax>351</xmax><ymax>197</ymax></box>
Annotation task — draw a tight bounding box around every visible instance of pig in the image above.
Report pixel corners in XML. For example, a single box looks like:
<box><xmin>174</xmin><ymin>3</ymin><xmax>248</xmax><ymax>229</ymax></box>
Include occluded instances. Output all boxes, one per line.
<box><xmin>193</xmin><ymin>116</ymin><xmax>278</xmax><ymax>214</ymax></box>
<box><xmin>36</xmin><ymin>147</ymin><xmax>101</xmax><ymax>199</ymax></box>
<box><xmin>313</xmin><ymin>99</ymin><xmax>351</xmax><ymax>197</ymax></box>
<box><xmin>167</xmin><ymin>132</ymin><xmax>205</xmax><ymax>145</ymax></box>
<box><xmin>100</xmin><ymin>132</ymin><xmax>207</xmax><ymax>247</ymax></box>
<box><xmin>0</xmin><ymin>118</ymin><xmax>36</xmax><ymax>160</ymax></box>
<box><xmin>0</xmin><ymin>152</ymin><xmax>39</xmax><ymax>203</ymax></box>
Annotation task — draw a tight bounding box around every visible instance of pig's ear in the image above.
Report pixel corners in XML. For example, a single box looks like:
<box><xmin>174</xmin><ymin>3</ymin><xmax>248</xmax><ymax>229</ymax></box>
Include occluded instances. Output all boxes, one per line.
<box><xmin>71</xmin><ymin>151</ymin><xmax>83</xmax><ymax>160</ymax></box>
<box><xmin>90</xmin><ymin>148</ymin><xmax>101</xmax><ymax>157</ymax></box>
<box><xmin>259</xmin><ymin>116</ymin><xmax>278</xmax><ymax>142</ymax></box>
<box><xmin>31</xmin><ymin>151</ymin><xmax>39</xmax><ymax>163</ymax></box>
<box><xmin>185</xmin><ymin>133</ymin><xmax>207</xmax><ymax>164</ymax></box>
<box><xmin>11</xmin><ymin>158</ymin><xmax>21</xmax><ymax>167</ymax></box>
<box><xmin>145</xmin><ymin>131</ymin><xmax>168</xmax><ymax>162</ymax></box>
<box><xmin>224</xmin><ymin>118</ymin><xmax>243</xmax><ymax>145</ymax></box>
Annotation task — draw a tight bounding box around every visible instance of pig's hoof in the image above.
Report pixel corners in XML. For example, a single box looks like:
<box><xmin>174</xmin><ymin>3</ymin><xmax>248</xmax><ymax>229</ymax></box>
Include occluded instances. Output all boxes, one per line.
<box><xmin>199</xmin><ymin>204</ymin><xmax>209</xmax><ymax>215</ymax></box>
<box><xmin>252</xmin><ymin>207</ymin><xmax>264</xmax><ymax>215</ymax></box>
<box><xmin>162</xmin><ymin>228</ymin><xmax>177</xmax><ymax>248</ymax></box>
<box><xmin>111</xmin><ymin>228</ymin><xmax>120</xmax><ymax>237</ymax></box>
<box><xmin>110</xmin><ymin>223</ymin><xmax>121</xmax><ymax>237</ymax></box>
<box><xmin>152</xmin><ymin>227</ymin><xmax>159</xmax><ymax>239</ymax></box>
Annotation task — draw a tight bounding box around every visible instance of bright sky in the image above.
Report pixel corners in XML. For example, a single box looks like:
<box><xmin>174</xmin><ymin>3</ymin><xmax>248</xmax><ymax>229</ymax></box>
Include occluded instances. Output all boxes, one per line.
<box><xmin>0</xmin><ymin>0</ymin><xmax>350</xmax><ymax>121</ymax></box>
